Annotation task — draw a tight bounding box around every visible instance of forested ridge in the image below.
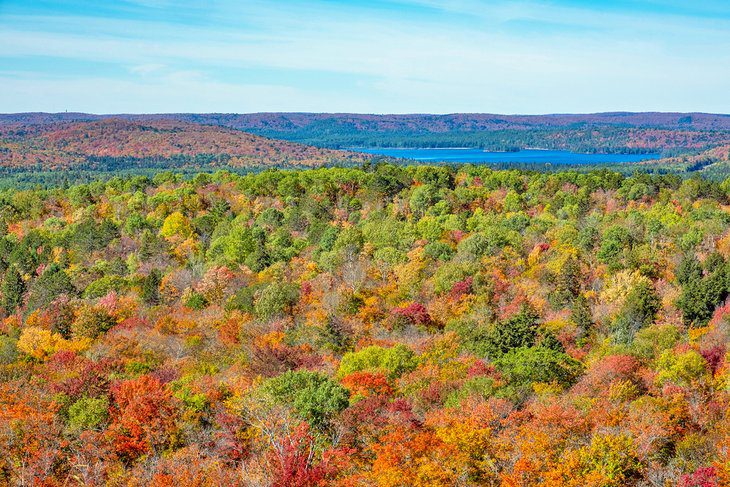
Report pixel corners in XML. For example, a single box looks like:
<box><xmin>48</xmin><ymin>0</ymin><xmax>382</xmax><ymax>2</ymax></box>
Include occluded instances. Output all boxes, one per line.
<box><xmin>0</xmin><ymin>119</ymin><xmax>369</xmax><ymax>171</ymax></box>
<box><xmin>3</xmin><ymin>112</ymin><xmax>730</xmax><ymax>154</ymax></box>
<box><xmin>2</xmin><ymin>114</ymin><xmax>730</xmax><ymax>190</ymax></box>
<box><xmin>0</xmin><ymin>165</ymin><xmax>728</xmax><ymax>486</ymax></box>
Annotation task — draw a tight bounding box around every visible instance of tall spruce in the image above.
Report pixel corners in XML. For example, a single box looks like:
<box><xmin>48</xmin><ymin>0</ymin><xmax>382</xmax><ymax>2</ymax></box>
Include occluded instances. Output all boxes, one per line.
<box><xmin>1</xmin><ymin>266</ymin><xmax>25</xmax><ymax>315</ymax></box>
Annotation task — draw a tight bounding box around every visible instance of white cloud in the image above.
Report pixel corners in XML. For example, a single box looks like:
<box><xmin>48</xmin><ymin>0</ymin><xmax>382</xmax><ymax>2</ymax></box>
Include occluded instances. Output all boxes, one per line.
<box><xmin>0</xmin><ymin>0</ymin><xmax>729</xmax><ymax>113</ymax></box>
<box><xmin>129</xmin><ymin>63</ymin><xmax>167</xmax><ymax>75</ymax></box>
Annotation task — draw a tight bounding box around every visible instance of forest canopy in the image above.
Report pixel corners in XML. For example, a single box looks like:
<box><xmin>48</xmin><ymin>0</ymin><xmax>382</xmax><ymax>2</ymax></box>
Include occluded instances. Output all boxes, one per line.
<box><xmin>0</xmin><ymin>164</ymin><xmax>728</xmax><ymax>486</ymax></box>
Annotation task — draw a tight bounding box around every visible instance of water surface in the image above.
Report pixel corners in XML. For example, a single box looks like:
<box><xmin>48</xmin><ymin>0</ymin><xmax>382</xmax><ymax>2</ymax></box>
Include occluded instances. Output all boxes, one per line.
<box><xmin>356</xmin><ymin>148</ymin><xmax>661</xmax><ymax>165</ymax></box>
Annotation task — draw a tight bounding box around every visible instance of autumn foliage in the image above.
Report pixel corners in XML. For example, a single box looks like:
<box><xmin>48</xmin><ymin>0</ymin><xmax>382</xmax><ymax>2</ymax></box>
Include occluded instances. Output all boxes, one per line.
<box><xmin>0</xmin><ymin>164</ymin><xmax>728</xmax><ymax>485</ymax></box>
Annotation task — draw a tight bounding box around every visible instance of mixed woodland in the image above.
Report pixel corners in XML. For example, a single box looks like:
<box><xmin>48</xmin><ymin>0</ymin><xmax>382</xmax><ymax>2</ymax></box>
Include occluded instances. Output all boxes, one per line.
<box><xmin>0</xmin><ymin>164</ymin><xmax>728</xmax><ymax>486</ymax></box>
<box><xmin>0</xmin><ymin>119</ymin><xmax>369</xmax><ymax>171</ymax></box>
<box><xmin>2</xmin><ymin>115</ymin><xmax>730</xmax><ymax>188</ymax></box>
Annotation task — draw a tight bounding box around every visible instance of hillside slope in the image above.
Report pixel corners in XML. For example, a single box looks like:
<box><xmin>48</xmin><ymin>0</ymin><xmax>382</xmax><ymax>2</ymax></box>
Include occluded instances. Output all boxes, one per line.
<box><xmin>0</xmin><ymin>166</ymin><xmax>727</xmax><ymax>484</ymax></box>
<box><xmin>637</xmin><ymin>143</ymin><xmax>730</xmax><ymax>178</ymax></box>
<box><xmin>3</xmin><ymin>112</ymin><xmax>729</xmax><ymax>153</ymax></box>
<box><xmin>3</xmin><ymin>111</ymin><xmax>730</xmax><ymax>130</ymax></box>
<box><xmin>0</xmin><ymin>119</ymin><xmax>368</xmax><ymax>170</ymax></box>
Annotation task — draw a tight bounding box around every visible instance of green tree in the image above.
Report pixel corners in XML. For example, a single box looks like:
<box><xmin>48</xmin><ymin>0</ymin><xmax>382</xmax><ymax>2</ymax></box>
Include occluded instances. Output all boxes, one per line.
<box><xmin>68</xmin><ymin>218</ymin><xmax>119</xmax><ymax>254</ymax></box>
<box><xmin>571</xmin><ymin>294</ymin><xmax>593</xmax><ymax>340</ymax></box>
<box><xmin>1</xmin><ymin>266</ymin><xmax>25</xmax><ymax>314</ymax></box>
<box><xmin>338</xmin><ymin>344</ymin><xmax>418</xmax><ymax>380</ymax></box>
<box><xmin>597</xmin><ymin>225</ymin><xmax>632</xmax><ymax>269</ymax></box>
<box><xmin>409</xmin><ymin>184</ymin><xmax>439</xmax><ymax>218</ymax></box>
<box><xmin>553</xmin><ymin>256</ymin><xmax>581</xmax><ymax>306</ymax></box>
<box><xmin>254</xmin><ymin>282</ymin><xmax>299</xmax><ymax>320</ymax></box>
<box><xmin>259</xmin><ymin>370</ymin><xmax>349</xmax><ymax>427</ymax></box>
<box><xmin>141</xmin><ymin>269</ymin><xmax>162</xmax><ymax>305</ymax></box>
<box><xmin>26</xmin><ymin>264</ymin><xmax>76</xmax><ymax>312</ymax></box>
<box><xmin>495</xmin><ymin>346</ymin><xmax>584</xmax><ymax>388</ymax></box>
<box><xmin>483</xmin><ymin>304</ymin><xmax>539</xmax><ymax>359</ymax></box>
<box><xmin>67</xmin><ymin>396</ymin><xmax>109</xmax><ymax>432</ymax></box>
<box><xmin>623</xmin><ymin>280</ymin><xmax>660</xmax><ymax>328</ymax></box>
<box><xmin>676</xmin><ymin>265</ymin><xmax>728</xmax><ymax>328</ymax></box>
<box><xmin>612</xmin><ymin>280</ymin><xmax>660</xmax><ymax>343</ymax></box>
<box><xmin>676</xmin><ymin>253</ymin><xmax>702</xmax><ymax>286</ymax></box>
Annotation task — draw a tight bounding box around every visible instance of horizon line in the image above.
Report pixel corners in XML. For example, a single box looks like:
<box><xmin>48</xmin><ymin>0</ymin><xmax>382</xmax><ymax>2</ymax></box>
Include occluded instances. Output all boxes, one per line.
<box><xmin>3</xmin><ymin>110</ymin><xmax>730</xmax><ymax>117</ymax></box>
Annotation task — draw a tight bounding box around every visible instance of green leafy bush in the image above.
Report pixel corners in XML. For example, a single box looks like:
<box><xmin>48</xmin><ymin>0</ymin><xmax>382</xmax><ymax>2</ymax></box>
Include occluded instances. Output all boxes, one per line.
<box><xmin>259</xmin><ymin>370</ymin><xmax>349</xmax><ymax>427</ymax></box>
<box><xmin>67</xmin><ymin>396</ymin><xmax>109</xmax><ymax>431</ymax></box>
<box><xmin>338</xmin><ymin>344</ymin><xmax>418</xmax><ymax>380</ymax></box>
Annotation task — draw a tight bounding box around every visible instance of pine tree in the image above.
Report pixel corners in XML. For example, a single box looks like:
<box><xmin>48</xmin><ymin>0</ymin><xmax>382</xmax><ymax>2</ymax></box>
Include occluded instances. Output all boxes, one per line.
<box><xmin>624</xmin><ymin>280</ymin><xmax>660</xmax><ymax>328</ymax></box>
<box><xmin>572</xmin><ymin>294</ymin><xmax>593</xmax><ymax>340</ymax></box>
<box><xmin>553</xmin><ymin>256</ymin><xmax>582</xmax><ymax>306</ymax></box>
<box><xmin>484</xmin><ymin>303</ymin><xmax>539</xmax><ymax>359</ymax></box>
<box><xmin>141</xmin><ymin>269</ymin><xmax>162</xmax><ymax>305</ymax></box>
<box><xmin>676</xmin><ymin>253</ymin><xmax>702</xmax><ymax>286</ymax></box>
<box><xmin>1</xmin><ymin>266</ymin><xmax>25</xmax><ymax>315</ymax></box>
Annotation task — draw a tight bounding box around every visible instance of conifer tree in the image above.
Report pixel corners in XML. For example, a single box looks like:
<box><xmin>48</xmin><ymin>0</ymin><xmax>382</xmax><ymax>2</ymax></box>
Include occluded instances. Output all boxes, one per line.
<box><xmin>1</xmin><ymin>266</ymin><xmax>25</xmax><ymax>314</ymax></box>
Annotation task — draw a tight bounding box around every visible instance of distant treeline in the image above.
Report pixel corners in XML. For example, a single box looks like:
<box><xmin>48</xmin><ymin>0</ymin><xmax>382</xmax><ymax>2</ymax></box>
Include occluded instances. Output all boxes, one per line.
<box><xmin>0</xmin><ymin>156</ymin><xmax>725</xmax><ymax>191</ymax></box>
<box><xmin>244</xmin><ymin>125</ymin><xmax>724</xmax><ymax>154</ymax></box>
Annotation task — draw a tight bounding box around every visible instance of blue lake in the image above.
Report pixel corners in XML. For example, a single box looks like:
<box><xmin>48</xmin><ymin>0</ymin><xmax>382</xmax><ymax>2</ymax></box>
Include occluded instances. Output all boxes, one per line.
<box><xmin>355</xmin><ymin>148</ymin><xmax>662</xmax><ymax>165</ymax></box>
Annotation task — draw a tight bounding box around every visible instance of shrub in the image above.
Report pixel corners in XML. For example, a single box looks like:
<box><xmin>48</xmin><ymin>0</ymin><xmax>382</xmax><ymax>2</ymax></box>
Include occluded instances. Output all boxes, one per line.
<box><xmin>259</xmin><ymin>370</ymin><xmax>350</xmax><ymax>427</ymax></box>
<box><xmin>338</xmin><ymin>344</ymin><xmax>418</xmax><ymax>380</ymax></box>
<box><xmin>71</xmin><ymin>305</ymin><xmax>117</xmax><ymax>340</ymax></box>
<box><xmin>494</xmin><ymin>346</ymin><xmax>584</xmax><ymax>388</ymax></box>
<box><xmin>656</xmin><ymin>349</ymin><xmax>707</xmax><ymax>386</ymax></box>
<box><xmin>67</xmin><ymin>396</ymin><xmax>109</xmax><ymax>431</ymax></box>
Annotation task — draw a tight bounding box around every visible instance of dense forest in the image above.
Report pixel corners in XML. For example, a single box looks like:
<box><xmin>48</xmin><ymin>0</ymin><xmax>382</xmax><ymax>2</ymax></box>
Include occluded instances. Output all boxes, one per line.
<box><xmin>236</xmin><ymin>126</ymin><xmax>730</xmax><ymax>154</ymax></box>
<box><xmin>2</xmin><ymin>115</ymin><xmax>730</xmax><ymax>191</ymax></box>
<box><xmin>0</xmin><ymin>119</ymin><xmax>369</xmax><ymax>171</ymax></box>
<box><xmin>5</xmin><ymin>111</ymin><xmax>730</xmax><ymax>131</ymax></box>
<box><xmin>0</xmin><ymin>164</ymin><xmax>728</xmax><ymax>486</ymax></box>
<box><xmin>3</xmin><ymin>113</ymin><xmax>730</xmax><ymax>154</ymax></box>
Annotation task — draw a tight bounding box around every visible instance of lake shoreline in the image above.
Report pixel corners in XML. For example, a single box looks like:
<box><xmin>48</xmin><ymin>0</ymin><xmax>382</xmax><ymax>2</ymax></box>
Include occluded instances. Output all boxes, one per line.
<box><xmin>354</xmin><ymin>148</ymin><xmax>662</xmax><ymax>165</ymax></box>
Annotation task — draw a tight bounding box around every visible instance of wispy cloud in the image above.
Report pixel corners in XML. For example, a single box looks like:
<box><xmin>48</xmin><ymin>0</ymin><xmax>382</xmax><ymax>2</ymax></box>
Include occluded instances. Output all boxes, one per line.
<box><xmin>0</xmin><ymin>0</ymin><xmax>728</xmax><ymax>113</ymax></box>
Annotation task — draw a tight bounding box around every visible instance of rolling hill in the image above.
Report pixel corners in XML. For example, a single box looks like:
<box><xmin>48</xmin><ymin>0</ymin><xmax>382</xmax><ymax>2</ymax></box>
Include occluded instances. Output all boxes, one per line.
<box><xmin>637</xmin><ymin>143</ymin><xmax>730</xmax><ymax>178</ymax></box>
<box><xmin>0</xmin><ymin>119</ymin><xmax>369</xmax><ymax>171</ymax></box>
<box><xmin>3</xmin><ymin>111</ymin><xmax>730</xmax><ymax>154</ymax></box>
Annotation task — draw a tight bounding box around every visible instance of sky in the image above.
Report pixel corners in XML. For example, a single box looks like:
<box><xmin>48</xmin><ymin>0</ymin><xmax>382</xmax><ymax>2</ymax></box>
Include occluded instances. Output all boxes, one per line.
<box><xmin>1</xmin><ymin>0</ymin><xmax>729</xmax><ymax>114</ymax></box>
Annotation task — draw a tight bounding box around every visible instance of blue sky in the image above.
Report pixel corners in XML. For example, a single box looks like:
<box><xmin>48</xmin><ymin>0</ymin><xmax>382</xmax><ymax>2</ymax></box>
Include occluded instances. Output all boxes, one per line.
<box><xmin>1</xmin><ymin>0</ymin><xmax>729</xmax><ymax>114</ymax></box>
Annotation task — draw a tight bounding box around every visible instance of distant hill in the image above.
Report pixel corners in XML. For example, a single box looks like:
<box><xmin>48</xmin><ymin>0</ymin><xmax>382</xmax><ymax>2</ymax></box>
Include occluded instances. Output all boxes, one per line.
<box><xmin>3</xmin><ymin>111</ymin><xmax>730</xmax><ymax>130</ymax></box>
<box><xmin>636</xmin><ymin>143</ymin><xmax>730</xmax><ymax>178</ymax></box>
<box><xmin>0</xmin><ymin>119</ymin><xmax>369</xmax><ymax>171</ymax></box>
<box><xmin>3</xmin><ymin>111</ymin><xmax>730</xmax><ymax>153</ymax></box>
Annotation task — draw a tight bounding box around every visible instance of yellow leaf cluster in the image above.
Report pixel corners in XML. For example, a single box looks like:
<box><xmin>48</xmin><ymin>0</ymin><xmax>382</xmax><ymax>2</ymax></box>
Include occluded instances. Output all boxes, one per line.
<box><xmin>17</xmin><ymin>326</ymin><xmax>91</xmax><ymax>361</ymax></box>
<box><xmin>600</xmin><ymin>270</ymin><xmax>650</xmax><ymax>305</ymax></box>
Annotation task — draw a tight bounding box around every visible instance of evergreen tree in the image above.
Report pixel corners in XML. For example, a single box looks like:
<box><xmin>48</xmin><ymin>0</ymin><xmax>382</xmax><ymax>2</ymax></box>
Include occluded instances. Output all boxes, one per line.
<box><xmin>1</xmin><ymin>266</ymin><xmax>25</xmax><ymax>314</ymax></box>
<box><xmin>553</xmin><ymin>256</ymin><xmax>582</xmax><ymax>306</ymax></box>
<box><xmin>571</xmin><ymin>294</ymin><xmax>593</xmax><ymax>340</ymax></box>
<box><xmin>623</xmin><ymin>280</ymin><xmax>661</xmax><ymax>328</ymax></box>
<box><xmin>484</xmin><ymin>303</ymin><xmax>539</xmax><ymax>359</ymax></box>
<box><xmin>613</xmin><ymin>281</ymin><xmax>661</xmax><ymax>344</ymax></box>
<box><xmin>141</xmin><ymin>269</ymin><xmax>162</xmax><ymax>305</ymax></box>
<box><xmin>676</xmin><ymin>253</ymin><xmax>702</xmax><ymax>286</ymax></box>
<box><xmin>677</xmin><ymin>266</ymin><xmax>729</xmax><ymax>328</ymax></box>
<box><xmin>26</xmin><ymin>264</ymin><xmax>76</xmax><ymax>312</ymax></box>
